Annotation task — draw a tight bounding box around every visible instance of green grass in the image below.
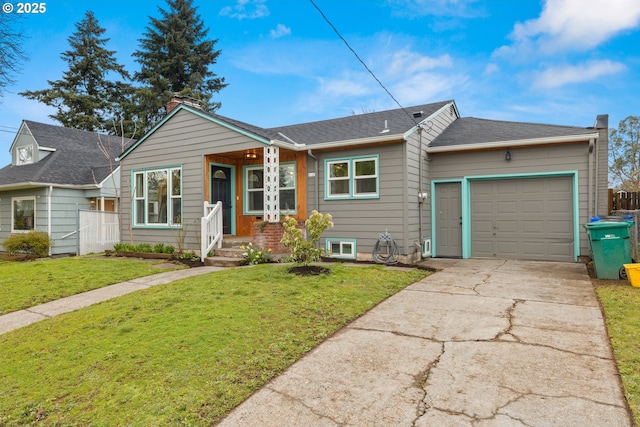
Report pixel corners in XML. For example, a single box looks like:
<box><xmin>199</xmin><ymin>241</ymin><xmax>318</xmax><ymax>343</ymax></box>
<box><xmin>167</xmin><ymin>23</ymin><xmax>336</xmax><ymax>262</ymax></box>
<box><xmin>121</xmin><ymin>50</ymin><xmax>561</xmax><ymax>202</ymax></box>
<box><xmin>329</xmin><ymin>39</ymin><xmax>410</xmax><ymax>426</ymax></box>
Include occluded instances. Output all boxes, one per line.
<box><xmin>0</xmin><ymin>257</ymin><xmax>183</xmax><ymax>315</ymax></box>
<box><xmin>596</xmin><ymin>284</ymin><xmax>640</xmax><ymax>425</ymax></box>
<box><xmin>0</xmin><ymin>263</ymin><xmax>429</xmax><ymax>426</ymax></box>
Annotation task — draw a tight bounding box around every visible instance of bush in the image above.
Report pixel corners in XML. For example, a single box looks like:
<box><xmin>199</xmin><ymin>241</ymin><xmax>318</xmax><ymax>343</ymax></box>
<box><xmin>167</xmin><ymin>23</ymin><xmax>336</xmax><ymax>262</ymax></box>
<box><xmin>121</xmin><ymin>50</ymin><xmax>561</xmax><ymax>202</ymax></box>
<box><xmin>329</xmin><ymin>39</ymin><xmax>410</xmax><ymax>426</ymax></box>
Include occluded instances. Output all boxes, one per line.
<box><xmin>281</xmin><ymin>210</ymin><xmax>333</xmax><ymax>266</ymax></box>
<box><xmin>2</xmin><ymin>231</ymin><xmax>52</xmax><ymax>258</ymax></box>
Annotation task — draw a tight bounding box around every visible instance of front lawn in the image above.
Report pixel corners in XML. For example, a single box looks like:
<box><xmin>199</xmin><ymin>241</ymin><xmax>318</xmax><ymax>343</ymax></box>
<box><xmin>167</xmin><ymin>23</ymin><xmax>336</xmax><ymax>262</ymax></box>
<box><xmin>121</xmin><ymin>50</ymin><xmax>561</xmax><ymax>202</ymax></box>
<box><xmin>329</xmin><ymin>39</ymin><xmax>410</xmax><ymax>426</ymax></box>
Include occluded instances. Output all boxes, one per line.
<box><xmin>0</xmin><ymin>263</ymin><xmax>429</xmax><ymax>426</ymax></box>
<box><xmin>596</xmin><ymin>283</ymin><xmax>640</xmax><ymax>425</ymax></box>
<box><xmin>0</xmin><ymin>257</ymin><xmax>183</xmax><ymax>315</ymax></box>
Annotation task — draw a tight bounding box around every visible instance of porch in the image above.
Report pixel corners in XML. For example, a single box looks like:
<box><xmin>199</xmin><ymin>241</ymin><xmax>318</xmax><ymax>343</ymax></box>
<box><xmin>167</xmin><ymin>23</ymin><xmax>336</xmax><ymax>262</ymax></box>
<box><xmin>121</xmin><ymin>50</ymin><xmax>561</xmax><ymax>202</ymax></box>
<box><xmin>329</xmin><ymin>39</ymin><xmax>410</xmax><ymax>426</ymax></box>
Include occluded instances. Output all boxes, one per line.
<box><xmin>200</xmin><ymin>145</ymin><xmax>308</xmax><ymax>263</ymax></box>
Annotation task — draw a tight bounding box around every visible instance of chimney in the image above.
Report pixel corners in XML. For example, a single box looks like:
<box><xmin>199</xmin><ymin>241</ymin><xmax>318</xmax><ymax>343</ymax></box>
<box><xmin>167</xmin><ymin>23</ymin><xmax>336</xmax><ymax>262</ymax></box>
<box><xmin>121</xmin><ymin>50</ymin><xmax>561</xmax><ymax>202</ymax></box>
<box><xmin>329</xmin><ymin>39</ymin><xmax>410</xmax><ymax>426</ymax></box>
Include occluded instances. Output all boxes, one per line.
<box><xmin>165</xmin><ymin>93</ymin><xmax>203</xmax><ymax>115</ymax></box>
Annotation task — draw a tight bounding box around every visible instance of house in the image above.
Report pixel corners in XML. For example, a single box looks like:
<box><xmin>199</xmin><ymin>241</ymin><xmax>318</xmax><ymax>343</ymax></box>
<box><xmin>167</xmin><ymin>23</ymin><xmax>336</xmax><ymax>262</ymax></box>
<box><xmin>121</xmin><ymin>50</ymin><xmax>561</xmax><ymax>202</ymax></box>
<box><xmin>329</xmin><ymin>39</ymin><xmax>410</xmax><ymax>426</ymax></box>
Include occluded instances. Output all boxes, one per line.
<box><xmin>0</xmin><ymin>121</ymin><xmax>131</xmax><ymax>255</ymax></box>
<box><xmin>118</xmin><ymin>96</ymin><xmax>608</xmax><ymax>263</ymax></box>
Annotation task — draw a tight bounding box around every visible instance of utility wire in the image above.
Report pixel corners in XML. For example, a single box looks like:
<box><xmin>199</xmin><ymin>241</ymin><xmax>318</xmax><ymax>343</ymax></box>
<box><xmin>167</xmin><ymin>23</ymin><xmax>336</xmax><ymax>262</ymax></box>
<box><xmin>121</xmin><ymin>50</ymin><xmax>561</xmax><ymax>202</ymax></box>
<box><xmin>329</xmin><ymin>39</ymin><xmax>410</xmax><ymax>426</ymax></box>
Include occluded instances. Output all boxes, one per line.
<box><xmin>309</xmin><ymin>0</ymin><xmax>418</xmax><ymax>125</ymax></box>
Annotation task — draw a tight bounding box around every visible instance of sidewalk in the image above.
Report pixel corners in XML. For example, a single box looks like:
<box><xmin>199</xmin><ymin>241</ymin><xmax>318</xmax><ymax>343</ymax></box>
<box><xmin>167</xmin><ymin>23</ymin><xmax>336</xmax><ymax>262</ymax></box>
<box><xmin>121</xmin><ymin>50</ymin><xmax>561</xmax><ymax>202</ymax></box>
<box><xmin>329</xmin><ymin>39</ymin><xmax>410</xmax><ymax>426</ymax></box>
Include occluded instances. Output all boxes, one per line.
<box><xmin>0</xmin><ymin>266</ymin><xmax>223</xmax><ymax>335</ymax></box>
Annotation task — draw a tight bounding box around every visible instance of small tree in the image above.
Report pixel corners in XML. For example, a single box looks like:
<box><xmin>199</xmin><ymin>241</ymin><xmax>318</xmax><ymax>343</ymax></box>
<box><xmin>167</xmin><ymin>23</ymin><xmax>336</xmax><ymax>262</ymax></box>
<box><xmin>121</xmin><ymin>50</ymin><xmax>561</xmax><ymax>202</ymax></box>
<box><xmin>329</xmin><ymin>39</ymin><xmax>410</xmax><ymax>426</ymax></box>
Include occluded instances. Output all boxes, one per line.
<box><xmin>609</xmin><ymin>115</ymin><xmax>640</xmax><ymax>191</ymax></box>
<box><xmin>281</xmin><ymin>210</ymin><xmax>333</xmax><ymax>266</ymax></box>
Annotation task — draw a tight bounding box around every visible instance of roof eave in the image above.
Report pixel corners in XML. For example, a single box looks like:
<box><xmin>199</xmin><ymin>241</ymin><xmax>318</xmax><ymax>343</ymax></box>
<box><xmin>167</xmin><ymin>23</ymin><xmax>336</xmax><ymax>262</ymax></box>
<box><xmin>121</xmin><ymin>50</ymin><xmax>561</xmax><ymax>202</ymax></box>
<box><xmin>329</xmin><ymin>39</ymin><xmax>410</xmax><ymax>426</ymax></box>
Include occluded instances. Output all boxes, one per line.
<box><xmin>0</xmin><ymin>182</ymin><xmax>101</xmax><ymax>191</ymax></box>
<box><xmin>426</xmin><ymin>132</ymin><xmax>599</xmax><ymax>153</ymax></box>
<box><xmin>282</xmin><ymin>133</ymin><xmax>406</xmax><ymax>151</ymax></box>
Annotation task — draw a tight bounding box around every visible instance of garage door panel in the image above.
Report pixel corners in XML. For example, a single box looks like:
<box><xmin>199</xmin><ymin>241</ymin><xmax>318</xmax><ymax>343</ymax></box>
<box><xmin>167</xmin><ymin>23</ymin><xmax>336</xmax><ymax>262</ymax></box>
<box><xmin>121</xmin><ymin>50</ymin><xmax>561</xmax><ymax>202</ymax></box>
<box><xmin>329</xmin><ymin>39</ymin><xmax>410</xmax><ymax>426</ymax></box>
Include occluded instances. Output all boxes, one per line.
<box><xmin>473</xmin><ymin>201</ymin><xmax>493</xmax><ymax>214</ymax></box>
<box><xmin>497</xmin><ymin>220</ymin><xmax>517</xmax><ymax>233</ymax></box>
<box><xmin>497</xmin><ymin>201</ymin><xmax>517</xmax><ymax>214</ymax></box>
<box><xmin>471</xmin><ymin>177</ymin><xmax>573</xmax><ymax>262</ymax></box>
<box><xmin>496</xmin><ymin>181</ymin><xmax>519</xmax><ymax>194</ymax></box>
<box><xmin>522</xmin><ymin>220</ymin><xmax>544</xmax><ymax>234</ymax></box>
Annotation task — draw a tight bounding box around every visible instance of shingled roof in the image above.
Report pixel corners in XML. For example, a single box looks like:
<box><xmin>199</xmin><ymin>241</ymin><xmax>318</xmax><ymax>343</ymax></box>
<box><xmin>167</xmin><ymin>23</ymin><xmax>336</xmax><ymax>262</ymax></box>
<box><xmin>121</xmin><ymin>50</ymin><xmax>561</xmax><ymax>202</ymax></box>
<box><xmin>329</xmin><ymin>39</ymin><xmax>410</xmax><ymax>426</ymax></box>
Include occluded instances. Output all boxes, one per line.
<box><xmin>429</xmin><ymin>117</ymin><xmax>595</xmax><ymax>148</ymax></box>
<box><xmin>0</xmin><ymin>121</ymin><xmax>135</xmax><ymax>188</ymax></box>
<box><xmin>268</xmin><ymin>101</ymin><xmax>451</xmax><ymax>145</ymax></box>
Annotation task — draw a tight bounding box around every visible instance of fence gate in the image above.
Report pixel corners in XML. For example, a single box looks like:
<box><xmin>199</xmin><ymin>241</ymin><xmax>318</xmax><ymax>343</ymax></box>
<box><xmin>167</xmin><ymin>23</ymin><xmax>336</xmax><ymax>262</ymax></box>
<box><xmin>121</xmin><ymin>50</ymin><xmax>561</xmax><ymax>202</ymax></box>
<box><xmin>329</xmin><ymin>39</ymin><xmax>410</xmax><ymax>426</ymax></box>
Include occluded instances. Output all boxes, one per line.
<box><xmin>78</xmin><ymin>210</ymin><xmax>120</xmax><ymax>255</ymax></box>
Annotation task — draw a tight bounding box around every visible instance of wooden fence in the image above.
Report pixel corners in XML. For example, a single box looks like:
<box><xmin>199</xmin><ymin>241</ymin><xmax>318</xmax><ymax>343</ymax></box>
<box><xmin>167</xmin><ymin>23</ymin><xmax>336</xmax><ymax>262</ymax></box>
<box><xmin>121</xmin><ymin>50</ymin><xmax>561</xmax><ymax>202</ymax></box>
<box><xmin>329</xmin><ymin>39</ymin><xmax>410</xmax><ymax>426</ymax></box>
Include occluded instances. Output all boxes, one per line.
<box><xmin>609</xmin><ymin>189</ymin><xmax>640</xmax><ymax>212</ymax></box>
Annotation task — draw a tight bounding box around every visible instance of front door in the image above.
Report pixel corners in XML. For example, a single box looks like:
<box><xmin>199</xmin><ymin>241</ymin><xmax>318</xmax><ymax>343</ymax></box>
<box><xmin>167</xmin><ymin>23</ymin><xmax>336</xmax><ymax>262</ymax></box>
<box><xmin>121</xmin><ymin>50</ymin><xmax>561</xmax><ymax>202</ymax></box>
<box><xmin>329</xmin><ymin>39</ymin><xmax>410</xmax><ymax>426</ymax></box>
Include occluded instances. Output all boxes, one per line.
<box><xmin>435</xmin><ymin>182</ymin><xmax>462</xmax><ymax>257</ymax></box>
<box><xmin>211</xmin><ymin>165</ymin><xmax>233</xmax><ymax>235</ymax></box>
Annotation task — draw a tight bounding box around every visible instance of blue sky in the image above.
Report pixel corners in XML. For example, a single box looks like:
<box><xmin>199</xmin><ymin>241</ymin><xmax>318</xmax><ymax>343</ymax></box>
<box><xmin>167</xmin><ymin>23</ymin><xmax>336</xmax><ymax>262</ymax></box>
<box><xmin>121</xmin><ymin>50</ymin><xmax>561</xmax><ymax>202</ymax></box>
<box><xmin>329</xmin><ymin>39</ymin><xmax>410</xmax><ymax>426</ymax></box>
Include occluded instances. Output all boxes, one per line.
<box><xmin>1</xmin><ymin>0</ymin><xmax>640</xmax><ymax>167</ymax></box>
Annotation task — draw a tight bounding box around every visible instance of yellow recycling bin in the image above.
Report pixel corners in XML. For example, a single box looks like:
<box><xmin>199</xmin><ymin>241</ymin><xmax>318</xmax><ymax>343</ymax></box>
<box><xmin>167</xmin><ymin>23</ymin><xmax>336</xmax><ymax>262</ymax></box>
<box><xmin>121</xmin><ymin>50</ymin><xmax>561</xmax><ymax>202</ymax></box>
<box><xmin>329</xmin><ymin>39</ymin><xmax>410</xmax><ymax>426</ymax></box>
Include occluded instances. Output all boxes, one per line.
<box><xmin>624</xmin><ymin>264</ymin><xmax>640</xmax><ymax>287</ymax></box>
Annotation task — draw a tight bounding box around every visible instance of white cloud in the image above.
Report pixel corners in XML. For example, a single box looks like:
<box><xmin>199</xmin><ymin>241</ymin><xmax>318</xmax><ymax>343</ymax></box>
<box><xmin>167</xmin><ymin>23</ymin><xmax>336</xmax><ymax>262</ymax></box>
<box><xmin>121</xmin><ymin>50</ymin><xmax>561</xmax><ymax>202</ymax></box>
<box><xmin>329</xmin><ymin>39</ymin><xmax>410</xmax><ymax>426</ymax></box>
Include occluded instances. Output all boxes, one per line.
<box><xmin>219</xmin><ymin>0</ymin><xmax>269</xmax><ymax>20</ymax></box>
<box><xmin>502</xmin><ymin>0</ymin><xmax>640</xmax><ymax>55</ymax></box>
<box><xmin>392</xmin><ymin>72</ymin><xmax>467</xmax><ymax>104</ymax></box>
<box><xmin>318</xmin><ymin>75</ymin><xmax>372</xmax><ymax>98</ymax></box>
<box><xmin>532</xmin><ymin>60</ymin><xmax>627</xmax><ymax>88</ymax></box>
<box><xmin>386</xmin><ymin>51</ymin><xmax>453</xmax><ymax>76</ymax></box>
<box><xmin>270</xmin><ymin>24</ymin><xmax>291</xmax><ymax>39</ymax></box>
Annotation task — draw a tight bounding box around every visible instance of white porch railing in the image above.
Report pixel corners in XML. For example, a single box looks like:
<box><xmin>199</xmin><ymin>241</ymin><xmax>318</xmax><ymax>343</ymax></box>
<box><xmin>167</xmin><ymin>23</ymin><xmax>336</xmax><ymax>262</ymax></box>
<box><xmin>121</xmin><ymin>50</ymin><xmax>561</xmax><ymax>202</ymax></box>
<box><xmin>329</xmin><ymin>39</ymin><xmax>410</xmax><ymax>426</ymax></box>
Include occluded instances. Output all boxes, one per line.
<box><xmin>201</xmin><ymin>201</ymin><xmax>223</xmax><ymax>262</ymax></box>
<box><xmin>78</xmin><ymin>210</ymin><xmax>120</xmax><ymax>255</ymax></box>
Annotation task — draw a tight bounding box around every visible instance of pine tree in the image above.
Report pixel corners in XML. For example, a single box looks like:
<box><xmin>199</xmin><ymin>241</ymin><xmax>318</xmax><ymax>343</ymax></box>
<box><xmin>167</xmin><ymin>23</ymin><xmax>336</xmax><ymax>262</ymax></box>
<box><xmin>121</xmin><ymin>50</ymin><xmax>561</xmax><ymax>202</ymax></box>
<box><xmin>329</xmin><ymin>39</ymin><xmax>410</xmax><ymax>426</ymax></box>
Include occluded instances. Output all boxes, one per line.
<box><xmin>133</xmin><ymin>0</ymin><xmax>227</xmax><ymax>129</ymax></box>
<box><xmin>20</xmin><ymin>11</ymin><xmax>133</xmax><ymax>134</ymax></box>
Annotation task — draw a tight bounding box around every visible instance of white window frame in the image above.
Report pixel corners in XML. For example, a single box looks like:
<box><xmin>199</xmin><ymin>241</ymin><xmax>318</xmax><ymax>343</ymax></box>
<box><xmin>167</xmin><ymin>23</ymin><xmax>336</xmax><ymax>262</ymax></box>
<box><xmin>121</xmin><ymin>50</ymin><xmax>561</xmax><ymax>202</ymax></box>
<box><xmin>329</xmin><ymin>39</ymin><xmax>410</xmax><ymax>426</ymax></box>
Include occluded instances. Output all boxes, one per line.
<box><xmin>326</xmin><ymin>238</ymin><xmax>357</xmax><ymax>260</ymax></box>
<box><xmin>243</xmin><ymin>162</ymin><xmax>297</xmax><ymax>215</ymax></box>
<box><xmin>132</xmin><ymin>167</ymin><xmax>182</xmax><ymax>227</ymax></box>
<box><xmin>325</xmin><ymin>155</ymin><xmax>379</xmax><ymax>200</ymax></box>
<box><xmin>11</xmin><ymin>196</ymin><xmax>36</xmax><ymax>233</ymax></box>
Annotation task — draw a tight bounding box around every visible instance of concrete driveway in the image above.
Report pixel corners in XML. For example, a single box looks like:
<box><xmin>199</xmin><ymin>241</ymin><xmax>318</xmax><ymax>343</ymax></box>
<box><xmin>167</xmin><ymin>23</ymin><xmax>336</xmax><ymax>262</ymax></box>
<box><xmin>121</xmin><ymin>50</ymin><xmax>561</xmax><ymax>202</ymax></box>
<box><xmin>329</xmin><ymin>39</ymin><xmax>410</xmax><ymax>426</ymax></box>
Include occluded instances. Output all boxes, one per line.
<box><xmin>217</xmin><ymin>259</ymin><xmax>633</xmax><ymax>426</ymax></box>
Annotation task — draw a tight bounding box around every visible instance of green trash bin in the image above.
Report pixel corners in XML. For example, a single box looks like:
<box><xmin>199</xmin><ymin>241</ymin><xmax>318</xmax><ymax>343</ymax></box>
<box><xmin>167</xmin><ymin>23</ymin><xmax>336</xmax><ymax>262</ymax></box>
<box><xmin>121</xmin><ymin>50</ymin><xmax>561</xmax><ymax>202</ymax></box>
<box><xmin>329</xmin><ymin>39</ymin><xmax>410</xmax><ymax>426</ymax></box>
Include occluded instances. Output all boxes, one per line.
<box><xmin>584</xmin><ymin>219</ymin><xmax>634</xmax><ymax>280</ymax></box>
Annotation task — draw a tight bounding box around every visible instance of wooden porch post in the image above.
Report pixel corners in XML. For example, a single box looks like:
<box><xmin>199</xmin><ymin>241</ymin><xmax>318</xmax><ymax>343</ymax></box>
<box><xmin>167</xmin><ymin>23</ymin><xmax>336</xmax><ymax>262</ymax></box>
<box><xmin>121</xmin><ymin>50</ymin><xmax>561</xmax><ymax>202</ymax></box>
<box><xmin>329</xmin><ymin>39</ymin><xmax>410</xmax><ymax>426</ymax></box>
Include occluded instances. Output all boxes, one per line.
<box><xmin>264</xmin><ymin>146</ymin><xmax>279</xmax><ymax>222</ymax></box>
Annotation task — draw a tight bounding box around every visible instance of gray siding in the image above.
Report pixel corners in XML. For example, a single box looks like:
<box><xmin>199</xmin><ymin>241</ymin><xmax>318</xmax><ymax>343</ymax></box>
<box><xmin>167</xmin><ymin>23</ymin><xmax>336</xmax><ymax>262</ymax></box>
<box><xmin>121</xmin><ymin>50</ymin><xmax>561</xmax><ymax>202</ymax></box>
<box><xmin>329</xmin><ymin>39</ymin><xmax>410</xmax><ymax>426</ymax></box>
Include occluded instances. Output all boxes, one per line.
<box><xmin>120</xmin><ymin>109</ymin><xmax>266</xmax><ymax>249</ymax></box>
<box><xmin>307</xmin><ymin>102</ymin><xmax>458</xmax><ymax>260</ymax></box>
<box><xmin>50</xmin><ymin>188</ymin><xmax>92</xmax><ymax>254</ymax></box>
<box><xmin>407</xmin><ymin>104</ymin><xmax>458</xmax><ymax>257</ymax></box>
<box><xmin>0</xmin><ymin>187</ymin><xmax>89</xmax><ymax>255</ymax></box>
<box><xmin>429</xmin><ymin>142</ymin><xmax>592</xmax><ymax>257</ymax></box>
<box><xmin>308</xmin><ymin>144</ymin><xmax>408</xmax><ymax>257</ymax></box>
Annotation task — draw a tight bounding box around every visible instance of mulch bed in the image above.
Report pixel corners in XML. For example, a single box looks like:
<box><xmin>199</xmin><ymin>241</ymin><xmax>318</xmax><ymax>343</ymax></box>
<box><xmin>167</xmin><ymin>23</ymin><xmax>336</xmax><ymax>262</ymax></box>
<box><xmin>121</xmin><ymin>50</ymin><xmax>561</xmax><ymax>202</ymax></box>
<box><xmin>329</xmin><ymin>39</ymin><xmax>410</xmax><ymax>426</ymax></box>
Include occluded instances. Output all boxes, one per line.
<box><xmin>288</xmin><ymin>265</ymin><xmax>330</xmax><ymax>276</ymax></box>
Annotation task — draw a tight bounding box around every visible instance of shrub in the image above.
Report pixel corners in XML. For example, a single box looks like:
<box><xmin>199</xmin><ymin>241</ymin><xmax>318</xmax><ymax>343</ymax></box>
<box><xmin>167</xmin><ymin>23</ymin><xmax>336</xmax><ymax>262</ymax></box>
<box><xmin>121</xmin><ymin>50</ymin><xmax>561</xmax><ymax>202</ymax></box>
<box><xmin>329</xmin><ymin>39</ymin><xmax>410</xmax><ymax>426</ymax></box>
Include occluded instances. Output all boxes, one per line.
<box><xmin>2</xmin><ymin>231</ymin><xmax>52</xmax><ymax>258</ymax></box>
<box><xmin>241</xmin><ymin>243</ymin><xmax>271</xmax><ymax>265</ymax></box>
<box><xmin>281</xmin><ymin>210</ymin><xmax>333</xmax><ymax>266</ymax></box>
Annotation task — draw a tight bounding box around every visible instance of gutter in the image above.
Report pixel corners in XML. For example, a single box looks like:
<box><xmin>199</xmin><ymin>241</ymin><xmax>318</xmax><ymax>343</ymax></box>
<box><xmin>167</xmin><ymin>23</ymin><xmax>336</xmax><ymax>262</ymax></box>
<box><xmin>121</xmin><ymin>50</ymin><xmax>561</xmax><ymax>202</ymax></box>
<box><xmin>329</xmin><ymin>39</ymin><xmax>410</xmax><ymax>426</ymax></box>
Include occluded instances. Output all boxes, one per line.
<box><xmin>0</xmin><ymin>182</ymin><xmax>101</xmax><ymax>191</ymax></box>
<box><xmin>271</xmin><ymin>133</ymin><xmax>405</xmax><ymax>151</ymax></box>
<box><xmin>426</xmin><ymin>133</ymin><xmax>599</xmax><ymax>154</ymax></box>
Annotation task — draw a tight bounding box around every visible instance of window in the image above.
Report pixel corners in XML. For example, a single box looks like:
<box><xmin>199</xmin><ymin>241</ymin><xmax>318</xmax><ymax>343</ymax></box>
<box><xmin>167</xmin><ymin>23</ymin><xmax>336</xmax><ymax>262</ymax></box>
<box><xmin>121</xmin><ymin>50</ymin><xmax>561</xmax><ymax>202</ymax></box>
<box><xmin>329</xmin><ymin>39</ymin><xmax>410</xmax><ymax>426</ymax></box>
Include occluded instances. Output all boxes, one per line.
<box><xmin>326</xmin><ymin>239</ymin><xmax>357</xmax><ymax>260</ymax></box>
<box><xmin>133</xmin><ymin>167</ymin><xmax>182</xmax><ymax>227</ymax></box>
<box><xmin>17</xmin><ymin>146</ymin><xmax>33</xmax><ymax>165</ymax></box>
<box><xmin>12</xmin><ymin>197</ymin><xmax>35</xmax><ymax>232</ymax></box>
<box><xmin>244</xmin><ymin>163</ymin><xmax>296</xmax><ymax>214</ymax></box>
<box><xmin>325</xmin><ymin>155</ymin><xmax>379</xmax><ymax>199</ymax></box>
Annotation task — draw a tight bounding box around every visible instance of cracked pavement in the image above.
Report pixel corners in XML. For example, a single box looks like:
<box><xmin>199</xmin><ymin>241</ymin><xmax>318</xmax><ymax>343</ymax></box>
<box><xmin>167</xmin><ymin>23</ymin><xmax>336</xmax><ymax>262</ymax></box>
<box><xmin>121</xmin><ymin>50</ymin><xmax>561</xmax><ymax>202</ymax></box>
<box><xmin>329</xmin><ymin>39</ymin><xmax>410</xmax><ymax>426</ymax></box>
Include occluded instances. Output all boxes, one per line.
<box><xmin>216</xmin><ymin>259</ymin><xmax>633</xmax><ymax>426</ymax></box>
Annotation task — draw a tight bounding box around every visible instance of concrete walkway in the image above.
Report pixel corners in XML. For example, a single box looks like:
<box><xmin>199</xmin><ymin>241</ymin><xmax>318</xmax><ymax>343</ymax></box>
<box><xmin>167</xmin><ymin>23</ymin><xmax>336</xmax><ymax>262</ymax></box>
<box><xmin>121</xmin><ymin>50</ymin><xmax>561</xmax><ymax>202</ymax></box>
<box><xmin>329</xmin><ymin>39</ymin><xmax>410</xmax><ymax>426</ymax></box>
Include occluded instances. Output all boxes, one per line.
<box><xmin>0</xmin><ymin>266</ymin><xmax>223</xmax><ymax>335</ymax></box>
<box><xmin>217</xmin><ymin>259</ymin><xmax>633</xmax><ymax>426</ymax></box>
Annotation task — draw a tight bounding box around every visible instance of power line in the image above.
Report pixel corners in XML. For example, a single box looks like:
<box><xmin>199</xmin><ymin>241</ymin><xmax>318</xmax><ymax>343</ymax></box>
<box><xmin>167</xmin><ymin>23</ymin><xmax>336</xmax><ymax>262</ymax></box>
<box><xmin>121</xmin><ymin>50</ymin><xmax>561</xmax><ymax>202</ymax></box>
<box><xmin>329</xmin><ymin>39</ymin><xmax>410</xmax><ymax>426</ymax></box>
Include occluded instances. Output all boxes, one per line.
<box><xmin>308</xmin><ymin>0</ymin><xmax>418</xmax><ymax>125</ymax></box>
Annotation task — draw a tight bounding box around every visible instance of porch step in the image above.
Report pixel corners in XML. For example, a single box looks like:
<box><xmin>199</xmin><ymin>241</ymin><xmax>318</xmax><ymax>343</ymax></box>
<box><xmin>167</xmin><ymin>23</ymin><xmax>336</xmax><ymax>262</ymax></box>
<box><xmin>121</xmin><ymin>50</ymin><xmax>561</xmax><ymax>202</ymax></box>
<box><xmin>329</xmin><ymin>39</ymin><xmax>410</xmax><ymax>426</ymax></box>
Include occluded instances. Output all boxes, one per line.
<box><xmin>204</xmin><ymin>256</ymin><xmax>245</xmax><ymax>267</ymax></box>
<box><xmin>213</xmin><ymin>247</ymin><xmax>246</xmax><ymax>258</ymax></box>
<box><xmin>221</xmin><ymin>237</ymin><xmax>252</xmax><ymax>249</ymax></box>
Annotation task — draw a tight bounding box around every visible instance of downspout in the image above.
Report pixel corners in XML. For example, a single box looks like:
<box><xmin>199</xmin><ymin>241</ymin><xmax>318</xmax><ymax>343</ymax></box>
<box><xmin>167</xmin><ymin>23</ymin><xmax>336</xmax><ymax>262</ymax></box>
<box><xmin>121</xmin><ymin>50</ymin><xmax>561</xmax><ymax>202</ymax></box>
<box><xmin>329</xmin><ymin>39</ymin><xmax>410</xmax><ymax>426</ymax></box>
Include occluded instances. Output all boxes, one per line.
<box><xmin>418</xmin><ymin>127</ymin><xmax>424</xmax><ymax>253</ymax></box>
<box><xmin>307</xmin><ymin>149</ymin><xmax>319</xmax><ymax>211</ymax></box>
<box><xmin>48</xmin><ymin>185</ymin><xmax>52</xmax><ymax>256</ymax></box>
<box><xmin>594</xmin><ymin>136</ymin><xmax>599</xmax><ymax>214</ymax></box>
<box><xmin>588</xmin><ymin>139</ymin><xmax>595</xmax><ymax>219</ymax></box>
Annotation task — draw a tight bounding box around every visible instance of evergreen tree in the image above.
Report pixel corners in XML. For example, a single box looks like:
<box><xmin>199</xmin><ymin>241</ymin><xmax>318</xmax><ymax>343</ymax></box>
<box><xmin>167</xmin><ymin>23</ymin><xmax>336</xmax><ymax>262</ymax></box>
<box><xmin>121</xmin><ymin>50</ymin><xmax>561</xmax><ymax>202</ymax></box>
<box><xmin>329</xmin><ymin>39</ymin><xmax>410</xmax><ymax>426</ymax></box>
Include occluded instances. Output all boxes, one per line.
<box><xmin>20</xmin><ymin>11</ymin><xmax>133</xmax><ymax>134</ymax></box>
<box><xmin>133</xmin><ymin>0</ymin><xmax>227</xmax><ymax>129</ymax></box>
